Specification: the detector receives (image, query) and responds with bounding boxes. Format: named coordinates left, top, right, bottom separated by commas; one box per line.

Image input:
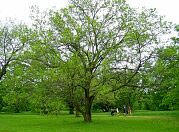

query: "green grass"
left=0, top=111, right=178, bottom=132
left=132, top=110, right=179, bottom=116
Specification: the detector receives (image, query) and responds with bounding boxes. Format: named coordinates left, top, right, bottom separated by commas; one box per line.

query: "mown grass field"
left=0, top=111, right=178, bottom=132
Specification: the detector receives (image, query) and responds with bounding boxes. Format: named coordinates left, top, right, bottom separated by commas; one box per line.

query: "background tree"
left=0, top=24, right=28, bottom=80
left=136, top=25, right=179, bottom=110
left=0, top=23, right=30, bottom=112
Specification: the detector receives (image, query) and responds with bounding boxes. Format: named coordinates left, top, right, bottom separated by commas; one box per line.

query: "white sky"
left=0, top=0, right=179, bottom=24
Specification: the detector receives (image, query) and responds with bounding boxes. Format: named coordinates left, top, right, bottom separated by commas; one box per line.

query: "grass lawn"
left=0, top=111, right=178, bottom=132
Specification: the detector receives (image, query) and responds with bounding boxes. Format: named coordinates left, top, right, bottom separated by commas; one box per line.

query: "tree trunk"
left=83, top=98, right=92, bottom=122
left=82, top=88, right=94, bottom=122
left=75, top=109, right=80, bottom=117
left=128, top=105, right=132, bottom=115
left=0, top=65, right=7, bottom=80
left=83, top=110, right=91, bottom=122
left=69, top=102, right=74, bottom=114
left=69, top=107, right=74, bottom=114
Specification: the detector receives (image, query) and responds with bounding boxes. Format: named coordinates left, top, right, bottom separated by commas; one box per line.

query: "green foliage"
left=140, top=45, right=179, bottom=111
left=30, top=93, right=65, bottom=115
left=93, top=92, right=115, bottom=112
left=0, top=1, right=177, bottom=122
left=2, top=92, right=29, bottom=113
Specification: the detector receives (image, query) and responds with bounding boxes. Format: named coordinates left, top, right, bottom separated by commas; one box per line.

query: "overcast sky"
left=0, top=0, right=179, bottom=24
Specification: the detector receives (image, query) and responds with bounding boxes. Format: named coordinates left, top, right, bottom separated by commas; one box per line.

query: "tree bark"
left=69, top=106, right=74, bottom=114
left=68, top=102, right=74, bottom=114
left=0, top=65, right=7, bottom=80
left=75, top=109, right=80, bottom=117
left=82, top=88, right=94, bottom=122
left=83, top=98, right=92, bottom=122
left=128, top=106, right=132, bottom=115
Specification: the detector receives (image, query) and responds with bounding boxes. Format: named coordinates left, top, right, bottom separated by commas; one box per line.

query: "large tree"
left=50, top=0, right=170, bottom=122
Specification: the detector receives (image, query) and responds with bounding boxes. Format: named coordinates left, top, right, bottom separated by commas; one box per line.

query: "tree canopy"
left=0, top=0, right=177, bottom=123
